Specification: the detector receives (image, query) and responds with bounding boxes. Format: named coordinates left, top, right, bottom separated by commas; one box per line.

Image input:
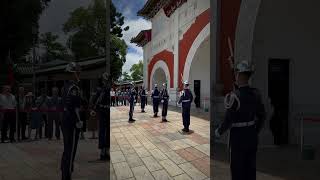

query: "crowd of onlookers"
left=0, top=85, right=101, bottom=143
left=109, top=87, right=148, bottom=106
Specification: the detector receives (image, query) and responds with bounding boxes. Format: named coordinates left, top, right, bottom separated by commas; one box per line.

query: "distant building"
left=132, top=0, right=210, bottom=109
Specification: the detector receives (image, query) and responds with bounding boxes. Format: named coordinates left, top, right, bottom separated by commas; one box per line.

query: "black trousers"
left=182, top=107, right=190, bottom=129
left=129, top=102, right=134, bottom=119
left=162, top=102, right=168, bottom=117
left=153, top=100, right=159, bottom=113
left=230, top=148, right=256, bottom=180
left=140, top=97, right=146, bottom=110
left=39, top=113, right=48, bottom=139
left=1, top=112, right=16, bottom=142
left=48, top=112, right=61, bottom=139
left=18, top=112, right=27, bottom=140
left=61, top=113, right=80, bottom=180
left=98, top=109, right=109, bottom=149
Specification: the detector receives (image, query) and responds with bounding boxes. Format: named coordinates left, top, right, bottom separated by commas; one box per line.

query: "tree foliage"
left=130, top=60, right=143, bottom=81
left=122, top=71, right=132, bottom=82
left=0, top=0, right=50, bottom=63
left=63, top=0, right=129, bottom=81
left=39, top=32, right=70, bottom=62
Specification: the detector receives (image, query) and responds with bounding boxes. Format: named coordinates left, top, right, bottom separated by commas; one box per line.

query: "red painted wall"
left=148, top=50, right=174, bottom=90
left=220, top=0, right=242, bottom=94
left=178, top=8, right=211, bottom=90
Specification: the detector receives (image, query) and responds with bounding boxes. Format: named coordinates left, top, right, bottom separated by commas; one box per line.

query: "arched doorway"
left=151, top=68, right=167, bottom=90
left=149, top=60, right=171, bottom=91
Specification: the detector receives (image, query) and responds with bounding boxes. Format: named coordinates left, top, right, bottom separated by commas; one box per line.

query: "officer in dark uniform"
left=160, top=83, right=169, bottom=122
left=128, top=83, right=136, bottom=122
left=215, top=61, right=266, bottom=180
left=139, top=85, right=147, bottom=113
left=151, top=84, right=160, bottom=117
left=90, top=72, right=110, bottom=161
left=61, top=62, right=83, bottom=180
left=178, top=81, right=193, bottom=132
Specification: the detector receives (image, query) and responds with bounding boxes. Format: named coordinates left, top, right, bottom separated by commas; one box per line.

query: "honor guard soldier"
left=139, top=86, right=147, bottom=113
left=215, top=61, right=266, bottom=180
left=151, top=84, right=160, bottom=117
left=90, top=72, right=110, bottom=161
left=160, top=83, right=169, bottom=122
left=61, top=62, right=83, bottom=180
left=128, top=83, right=136, bottom=122
left=178, top=81, right=193, bottom=132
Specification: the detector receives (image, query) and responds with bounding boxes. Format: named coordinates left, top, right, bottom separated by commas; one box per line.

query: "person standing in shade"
left=48, top=87, right=62, bottom=140
left=128, top=83, right=136, bottom=122
left=160, top=83, right=169, bottom=122
left=0, top=85, right=16, bottom=143
left=36, top=88, right=49, bottom=139
left=17, top=87, right=27, bottom=141
left=60, top=62, right=83, bottom=180
left=215, top=61, right=266, bottom=180
left=139, top=86, right=147, bottom=113
left=178, top=81, right=193, bottom=133
left=151, top=84, right=160, bottom=117
left=110, top=88, right=115, bottom=106
left=91, top=72, right=110, bottom=161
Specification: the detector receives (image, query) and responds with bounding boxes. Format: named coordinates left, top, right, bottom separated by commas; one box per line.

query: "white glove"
left=215, top=129, right=221, bottom=138
left=161, top=100, right=164, bottom=103
left=76, top=121, right=83, bottom=129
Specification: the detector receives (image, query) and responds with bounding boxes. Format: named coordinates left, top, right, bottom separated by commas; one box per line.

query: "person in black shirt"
left=139, top=86, right=147, bottom=113
left=128, top=83, right=136, bottom=122
left=160, top=83, right=169, bottom=122
left=178, top=81, right=193, bottom=132
left=151, top=84, right=160, bottom=117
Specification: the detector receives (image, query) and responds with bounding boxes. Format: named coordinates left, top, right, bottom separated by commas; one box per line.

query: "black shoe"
left=128, top=119, right=136, bottom=122
left=162, top=119, right=168, bottom=122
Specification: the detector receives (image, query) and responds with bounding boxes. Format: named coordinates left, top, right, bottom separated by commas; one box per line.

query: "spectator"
left=25, top=92, right=41, bottom=140
left=110, top=88, right=115, bottom=106
left=88, top=90, right=99, bottom=139
left=17, top=87, right=28, bottom=141
left=47, top=87, right=62, bottom=140
left=36, top=88, right=49, bottom=139
left=0, top=85, right=17, bottom=143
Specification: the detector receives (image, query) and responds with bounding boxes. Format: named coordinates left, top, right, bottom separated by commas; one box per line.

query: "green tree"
left=39, top=32, right=70, bottom=62
left=122, top=71, right=132, bottom=81
left=63, top=0, right=128, bottom=81
left=0, top=0, right=50, bottom=63
left=130, top=60, right=143, bottom=81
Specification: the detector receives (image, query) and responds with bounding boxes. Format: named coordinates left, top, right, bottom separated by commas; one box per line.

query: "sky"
left=113, top=0, right=151, bottom=73
left=38, top=0, right=151, bottom=73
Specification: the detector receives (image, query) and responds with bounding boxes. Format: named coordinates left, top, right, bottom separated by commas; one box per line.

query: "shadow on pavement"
left=213, top=142, right=320, bottom=180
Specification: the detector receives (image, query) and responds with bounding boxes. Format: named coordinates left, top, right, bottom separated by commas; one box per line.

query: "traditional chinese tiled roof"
left=138, top=0, right=187, bottom=19
left=131, top=29, right=152, bottom=47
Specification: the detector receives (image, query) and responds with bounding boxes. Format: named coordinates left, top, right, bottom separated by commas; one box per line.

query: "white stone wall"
left=251, top=0, right=320, bottom=144
left=143, top=0, right=210, bottom=107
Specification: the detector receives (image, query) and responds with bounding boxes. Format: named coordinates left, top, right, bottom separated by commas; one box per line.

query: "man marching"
left=160, top=83, right=169, bottom=122
left=139, top=86, right=147, bottom=113
left=178, top=81, right=193, bottom=133
left=151, top=84, right=160, bottom=117
left=128, top=83, right=136, bottom=122
left=61, top=62, right=83, bottom=180
left=215, top=61, right=266, bottom=180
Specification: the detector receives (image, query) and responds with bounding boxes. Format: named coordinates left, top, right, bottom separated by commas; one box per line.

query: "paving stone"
left=175, top=149, right=198, bottom=161
left=113, top=162, right=134, bottom=180
left=173, top=174, right=192, bottom=180
left=110, top=151, right=126, bottom=163
left=134, top=146, right=151, bottom=158
left=149, top=149, right=168, bottom=161
left=191, top=156, right=210, bottom=177
left=194, top=144, right=210, bottom=156
left=141, top=156, right=163, bottom=172
left=151, top=170, right=173, bottom=180
left=131, top=165, right=155, bottom=180
left=164, top=151, right=187, bottom=164
left=155, top=142, right=172, bottom=153
left=159, top=159, right=184, bottom=177
left=125, top=153, right=144, bottom=168
left=178, top=162, right=207, bottom=180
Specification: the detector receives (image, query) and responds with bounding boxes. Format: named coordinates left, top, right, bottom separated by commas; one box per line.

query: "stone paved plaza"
left=110, top=105, right=211, bottom=180
left=0, top=136, right=107, bottom=180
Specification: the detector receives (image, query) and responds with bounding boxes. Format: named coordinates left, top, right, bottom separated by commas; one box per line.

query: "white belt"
left=182, top=100, right=190, bottom=102
left=153, top=96, right=159, bottom=98
left=99, top=105, right=108, bottom=108
left=232, top=121, right=255, bottom=127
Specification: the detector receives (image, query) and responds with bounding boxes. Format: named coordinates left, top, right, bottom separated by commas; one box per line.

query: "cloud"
left=121, top=17, right=151, bottom=72
left=123, top=52, right=143, bottom=73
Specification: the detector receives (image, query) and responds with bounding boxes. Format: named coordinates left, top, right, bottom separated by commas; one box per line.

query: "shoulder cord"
left=224, top=92, right=241, bottom=110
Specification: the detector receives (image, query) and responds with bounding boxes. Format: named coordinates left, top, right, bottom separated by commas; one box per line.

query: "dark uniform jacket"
left=63, top=81, right=81, bottom=125
left=151, top=89, right=160, bottom=102
left=217, top=86, right=266, bottom=150
left=160, top=89, right=169, bottom=103
left=178, top=89, right=193, bottom=108
left=129, top=89, right=136, bottom=104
